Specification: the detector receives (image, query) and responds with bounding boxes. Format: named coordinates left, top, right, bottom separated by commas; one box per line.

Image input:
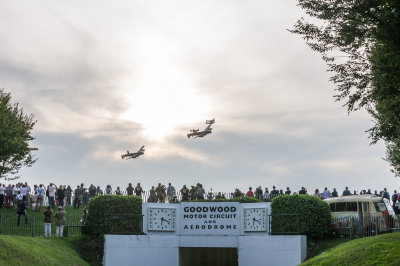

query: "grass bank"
left=303, top=232, right=400, bottom=265
left=0, top=235, right=89, bottom=266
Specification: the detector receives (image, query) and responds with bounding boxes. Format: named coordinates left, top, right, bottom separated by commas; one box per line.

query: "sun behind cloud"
left=119, top=30, right=211, bottom=141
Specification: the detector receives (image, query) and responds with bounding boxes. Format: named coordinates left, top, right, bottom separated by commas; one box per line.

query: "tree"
left=290, top=0, right=400, bottom=175
left=0, top=89, right=37, bottom=180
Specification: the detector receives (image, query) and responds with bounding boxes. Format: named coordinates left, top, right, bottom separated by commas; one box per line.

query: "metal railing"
left=0, top=213, right=84, bottom=237
left=331, top=214, right=400, bottom=238
left=268, top=214, right=300, bottom=235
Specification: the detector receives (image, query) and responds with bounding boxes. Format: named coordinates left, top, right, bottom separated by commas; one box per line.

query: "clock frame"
left=243, top=208, right=267, bottom=232
left=147, top=208, right=176, bottom=231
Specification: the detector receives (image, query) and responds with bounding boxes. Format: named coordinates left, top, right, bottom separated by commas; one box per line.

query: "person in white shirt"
left=48, top=183, right=57, bottom=208
left=13, top=184, right=20, bottom=208
left=36, top=184, right=46, bottom=211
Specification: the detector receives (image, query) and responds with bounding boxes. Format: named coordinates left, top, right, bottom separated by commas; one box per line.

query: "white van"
left=325, top=194, right=397, bottom=236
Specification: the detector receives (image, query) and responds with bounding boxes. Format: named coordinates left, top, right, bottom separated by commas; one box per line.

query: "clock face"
left=243, top=208, right=267, bottom=232
left=147, top=208, right=176, bottom=231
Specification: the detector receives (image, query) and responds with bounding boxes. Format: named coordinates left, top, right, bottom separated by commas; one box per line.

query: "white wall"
left=104, top=234, right=307, bottom=266
left=238, top=235, right=307, bottom=266
left=104, top=235, right=179, bottom=266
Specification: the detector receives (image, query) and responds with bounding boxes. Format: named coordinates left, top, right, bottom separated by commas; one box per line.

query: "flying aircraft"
left=121, top=145, right=145, bottom=159
left=187, top=119, right=215, bottom=138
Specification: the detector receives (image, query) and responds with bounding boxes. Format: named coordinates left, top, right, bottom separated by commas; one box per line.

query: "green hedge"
left=190, top=196, right=261, bottom=203
left=271, top=194, right=331, bottom=239
left=86, top=195, right=142, bottom=235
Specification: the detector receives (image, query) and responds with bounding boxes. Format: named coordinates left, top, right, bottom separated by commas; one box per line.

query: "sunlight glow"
left=120, top=31, right=210, bottom=141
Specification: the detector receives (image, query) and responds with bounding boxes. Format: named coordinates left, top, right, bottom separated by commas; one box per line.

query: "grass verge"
left=0, top=235, right=89, bottom=266
left=302, top=232, right=400, bottom=265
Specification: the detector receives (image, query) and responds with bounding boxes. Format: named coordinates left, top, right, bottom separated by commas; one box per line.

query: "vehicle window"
left=330, top=203, right=335, bottom=212
left=374, top=202, right=387, bottom=212
left=346, top=202, right=357, bottom=211
left=335, top=202, right=346, bottom=212
left=384, top=201, right=393, bottom=212
left=362, top=202, right=369, bottom=212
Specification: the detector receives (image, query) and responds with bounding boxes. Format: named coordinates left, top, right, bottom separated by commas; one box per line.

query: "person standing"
left=135, top=183, right=143, bottom=197
left=73, top=186, right=82, bottom=209
left=89, top=184, right=97, bottom=200
left=96, top=186, right=103, bottom=195
left=156, top=183, right=166, bottom=203
left=48, top=183, right=57, bottom=208
left=197, top=184, right=205, bottom=200
left=105, top=185, right=112, bottom=195
left=263, top=188, right=270, bottom=202
left=148, top=186, right=157, bottom=203
left=57, top=186, right=65, bottom=207
left=322, top=187, right=331, bottom=199
left=285, top=187, right=291, bottom=195
left=246, top=187, right=254, bottom=197
left=66, top=185, right=73, bottom=206
left=25, top=182, right=31, bottom=208
left=255, top=186, right=263, bottom=201
left=342, top=187, right=351, bottom=196
left=16, top=200, right=28, bottom=226
left=167, top=183, right=176, bottom=202
left=5, top=185, right=13, bottom=208
left=36, top=184, right=46, bottom=211
left=382, top=188, right=390, bottom=201
left=55, top=207, right=66, bottom=237
left=270, top=186, right=279, bottom=200
left=126, top=183, right=134, bottom=196
left=180, top=185, right=189, bottom=202
left=115, top=186, right=122, bottom=195
left=43, top=206, right=53, bottom=237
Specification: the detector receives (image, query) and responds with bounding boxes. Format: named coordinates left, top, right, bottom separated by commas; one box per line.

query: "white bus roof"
left=324, top=194, right=385, bottom=203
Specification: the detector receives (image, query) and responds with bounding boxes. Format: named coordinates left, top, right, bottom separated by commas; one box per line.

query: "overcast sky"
left=1, top=0, right=398, bottom=193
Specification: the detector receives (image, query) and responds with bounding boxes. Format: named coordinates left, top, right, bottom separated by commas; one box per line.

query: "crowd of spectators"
left=0, top=182, right=399, bottom=214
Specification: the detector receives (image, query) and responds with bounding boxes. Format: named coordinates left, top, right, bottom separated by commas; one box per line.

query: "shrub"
left=190, top=196, right=262, bottom=203
left=86, top=195, right=142, bottom=235
left=271, top=194, right=331, bottom=238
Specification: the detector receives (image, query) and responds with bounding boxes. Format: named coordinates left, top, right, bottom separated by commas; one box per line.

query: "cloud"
left=2, top=0, right=398, bottom=194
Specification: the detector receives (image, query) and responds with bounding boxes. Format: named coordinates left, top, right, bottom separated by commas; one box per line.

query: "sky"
left=1, top=0, right=399, bottom=193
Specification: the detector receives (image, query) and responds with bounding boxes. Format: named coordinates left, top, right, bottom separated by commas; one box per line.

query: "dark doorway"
left=179, top=247, right=238, bottom=266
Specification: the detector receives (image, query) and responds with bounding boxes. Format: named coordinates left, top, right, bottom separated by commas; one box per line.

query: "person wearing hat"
left=55, top=206, right=66, bottom=237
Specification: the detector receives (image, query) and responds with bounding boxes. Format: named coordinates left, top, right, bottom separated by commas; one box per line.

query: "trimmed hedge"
left=271, top=194, right=331, bottom=239
left=190, top=196, right=262, bottom=203
left=86, top=195, right=142, bottom=235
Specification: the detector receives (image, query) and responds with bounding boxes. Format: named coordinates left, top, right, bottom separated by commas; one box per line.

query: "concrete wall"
left=104, top=235, right=179, bottom=266
left=104, top=234, right=306, bottom=266
left=238, top=235, right=307, bottom=266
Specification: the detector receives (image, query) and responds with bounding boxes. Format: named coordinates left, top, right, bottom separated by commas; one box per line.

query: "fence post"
left=32, top=215, right=34, bottom=237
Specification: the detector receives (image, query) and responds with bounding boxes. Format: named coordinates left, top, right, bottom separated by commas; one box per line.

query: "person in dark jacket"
left=43, top=206, right=53, bottom=237
left=57, top=186, right=65, bottom=207
left=17, top=200, right=28, bottom=226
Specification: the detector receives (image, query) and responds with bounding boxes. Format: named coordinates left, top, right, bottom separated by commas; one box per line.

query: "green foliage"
left=290, top=1, right=400, bottom=176
left=190, top=196, right=261, bottom=203
left=86, top=195, right=142, bottom=236
left=0, top=89, right=37, bottom=180
left=271, top=195, right=331, bottom=239
left=65, top=235, right=104, bottom=266
left=302, top=232, right=400, bottom=265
